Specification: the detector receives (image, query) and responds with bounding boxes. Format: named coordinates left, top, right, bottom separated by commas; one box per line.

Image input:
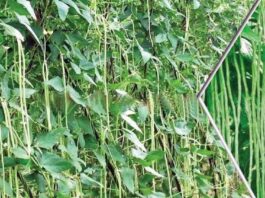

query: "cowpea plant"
left=206, top=1, right=265, bottom=197
left=0, top=0, right=253, bottom=197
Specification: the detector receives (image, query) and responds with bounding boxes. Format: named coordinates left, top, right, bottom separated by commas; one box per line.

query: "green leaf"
left=17, top=0, right=37, bottom=20
left=174, top=121, right=192, bottom=136
left=45, top=76, right=64, bottom=92
left=40, top=152, right=73, bottom=173
left=1, top=74, right=10, bottom=100
left=120, top=167, right=135, bottom=193
left=12, top=147, right=30, bottom=159
left=195, top=149, right=215, bottom=157
left=176, top=53, right=193, bottom=62
left=167, top=33, right=177, bottom=50
left=162, top=0, right=172, bottom=10
left=67, top=85, right=86, bottom=107
left=193, top=0, right=200, bottom=9
left=138, top=45, right=152, bottom=64
left=93, top=151, right=106, bottom=168
left=0, top=22, right=24, bottom=41
left=121, top=110, right=142, bottom=133
left=80, top=173, right=103, bottom=187
left=131, top=148, right=147, bottom=160
left=144, top=167, right=164, bottom=178
left=155, top=33, right=167, bottom=43
left=0, top=157, right=17, bottom=168
left=241, top=26, right=260, bottom=42
left=62, top=0, right=80, bottom=14
left=87, top=91, right=105, bottom=114
left=137, top=103, right=149, bottom=123
left=147, top=192, right=166, bottom=198
left=145, top=150, right=164, bottom=162
left=70, top=62, right=81, bottom=74
left=15, top=13, right=41, bottom=46
left=81, top=9, right=93, bottom=24
left=125, top=130, right=146, bottom=151
left=36, top=128, right=67, bottom=149
left=0, top=64, right=5, bottom=73
left=0, top=126, right=9, bottom=141
left=54, top=0, right=69, bottom=21
left=107, top=144, right=126, bottom=164
left=0, top=178, right=13, bottom=196
left=13, top=88, right=37, bottom=98
left=83, top=73, right=96, bottom=85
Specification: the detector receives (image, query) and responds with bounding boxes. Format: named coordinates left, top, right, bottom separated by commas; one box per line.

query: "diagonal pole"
left=197, top=1, right=261, bottom=197
left=197, top=0, right=261, bottom=98
left=198, top=97, right=256, bottom=198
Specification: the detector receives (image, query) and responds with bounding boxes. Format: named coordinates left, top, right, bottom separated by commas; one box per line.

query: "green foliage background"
left=0, top=0, right=254, bottom=197
left=206, top=1, right=265, bottom=197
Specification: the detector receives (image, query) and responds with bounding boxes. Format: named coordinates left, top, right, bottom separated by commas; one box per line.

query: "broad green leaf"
left=0, top=157, right=17, bottom=168
left=1, top=74, right=11, bottom=100
left=12, top=147, right=30, bottom=159
left=0, top=178, right=13, bottom=196
left=0, top=23, right=24, bottom=41
left=80, top=173, right=103, bottom=187
left=121, top=110, right=142, bottom=133
left=67, top=85, right=86, bottom=107
left=147, top=192, right=166, bottom=198
left=40, top=152, right=73, bottom=173
left=13, top=88, right=37, bottom=98
left=145, top=150, right=164, bottom=162
left=137, top=103, right=149, bottom=123
left=0, top=126, right=9, bottom=141
left=66, top=138, right=78, bottom=159
left=167, top=33, right=177, bottom=50
left=74, top=116, right=93, bottom=134
left=115, top=89, right=127, bottom=97
left=0, top=64, right=6, bottom=73
left=56, top=177, right=75, bottom=195
left=17, top=0, right=37, bottom=20
left=36, top=128, right=67, bottom=149
left=195, top=176, right=211, bottom=194
left=83, top=73, right=96, bottom=85
left=155, top=33, right=167, bottom=43
left=70, top=62, right=81, bottom=74
left=120, top=167, right=135, bottom=193
left=174, top=80, right=189, bottom=94
left=240, top=38, right=252, bottom=56
left=193, top=0, right=200, bottom=9
left=125, top=130, right=146, bottom=151
left=81, top=9, right=93, bottom=24
left=62, top=0, right=80, bottom=14
left=144, top=167, right=164, bottom=178
left=242, top=26, right=260, bottom=42
left=174, top=121, right=191, bottom=136
left=54, top=0, right=69, bottom=21
left=15, top=13, right=41, bottom=46
left=84, top=135, right=98, bottom=150
left=131, top=148, right=147, bottom=160
left=195, top=149, right=215, bottom=157
left=36, top=174, right=46, bottom=193
left=87, top=91, right=105, bottom=114
left=176, top=53, right=193, bottom=62
left=93, top=151, right=106, bottom=168
left=162, top=0, right=172, bottom=10
left=138, top=45, right=152, bottom=64
left=107, top=144, right=126, bottom=164
left=45, top=76, right=64, bottom=92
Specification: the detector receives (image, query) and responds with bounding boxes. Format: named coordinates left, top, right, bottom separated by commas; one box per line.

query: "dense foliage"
left=0, top=0, right=254, bottom=197
left=206, top=2, right=265, bottom=197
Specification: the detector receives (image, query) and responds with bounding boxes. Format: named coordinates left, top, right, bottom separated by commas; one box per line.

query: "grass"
left=0, top=0, right=254, bottom=197
left=206, top=2, right=265, bottom=196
